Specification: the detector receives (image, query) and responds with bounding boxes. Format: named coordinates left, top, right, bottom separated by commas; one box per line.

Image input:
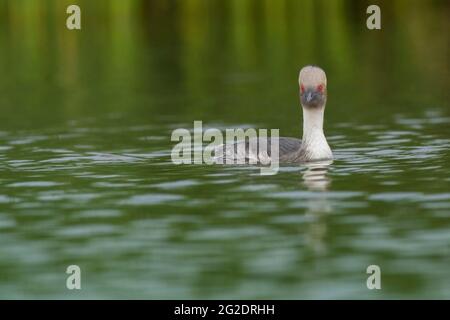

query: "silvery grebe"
left=215, top=66, right=332, bottom=163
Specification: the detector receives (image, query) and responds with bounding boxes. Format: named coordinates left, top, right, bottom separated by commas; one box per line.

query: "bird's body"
left=214, top=137, right=302, bottom=164
left=214, top=65, right=333, bottom=164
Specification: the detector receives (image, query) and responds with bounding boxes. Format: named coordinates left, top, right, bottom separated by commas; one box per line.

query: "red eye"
left=317, top=84, right=324, bottom=92
left=300, top=84, right=305, bottom=93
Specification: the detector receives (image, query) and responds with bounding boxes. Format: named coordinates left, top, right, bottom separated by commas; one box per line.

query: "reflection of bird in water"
left=214, top=66, right=332, bottom=164
left=302, top=160, right=332, bottom=255
left=302, top=160, right=332, bottom=191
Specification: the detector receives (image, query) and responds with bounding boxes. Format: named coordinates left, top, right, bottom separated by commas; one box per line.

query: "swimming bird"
left=214, top=65, right=332, bottom=164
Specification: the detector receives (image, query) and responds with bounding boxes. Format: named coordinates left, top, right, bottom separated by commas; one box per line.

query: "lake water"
left=0, top=0, right=449, bottom=299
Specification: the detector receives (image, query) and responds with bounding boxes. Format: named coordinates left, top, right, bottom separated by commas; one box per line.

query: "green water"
left=0, top=0, right=449, bottom=299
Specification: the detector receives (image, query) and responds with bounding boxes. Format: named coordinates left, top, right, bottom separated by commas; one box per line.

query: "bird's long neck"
left=302, top=107, right=325, bottom=140
left=300, top=106, right=332, bottom=160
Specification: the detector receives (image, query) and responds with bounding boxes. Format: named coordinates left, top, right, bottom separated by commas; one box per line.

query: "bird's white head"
left=298, top=66, right=327, bottom=109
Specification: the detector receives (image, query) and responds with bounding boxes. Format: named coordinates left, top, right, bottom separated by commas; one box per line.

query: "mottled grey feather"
left=213, top=137, right=303, bottom=164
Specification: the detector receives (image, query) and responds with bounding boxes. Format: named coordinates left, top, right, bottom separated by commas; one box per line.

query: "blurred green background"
left=0, top=0, right=448, bottom=129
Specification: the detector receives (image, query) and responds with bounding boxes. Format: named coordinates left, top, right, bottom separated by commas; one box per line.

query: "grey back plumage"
left=213, top=137, right=302, bottom=164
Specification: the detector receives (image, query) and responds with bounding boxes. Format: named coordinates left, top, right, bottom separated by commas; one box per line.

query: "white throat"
left=301, top=106, right=332, bottom=160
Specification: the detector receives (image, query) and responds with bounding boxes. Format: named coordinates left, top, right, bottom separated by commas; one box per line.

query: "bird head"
left=299, top=66, right=327, bottom=109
